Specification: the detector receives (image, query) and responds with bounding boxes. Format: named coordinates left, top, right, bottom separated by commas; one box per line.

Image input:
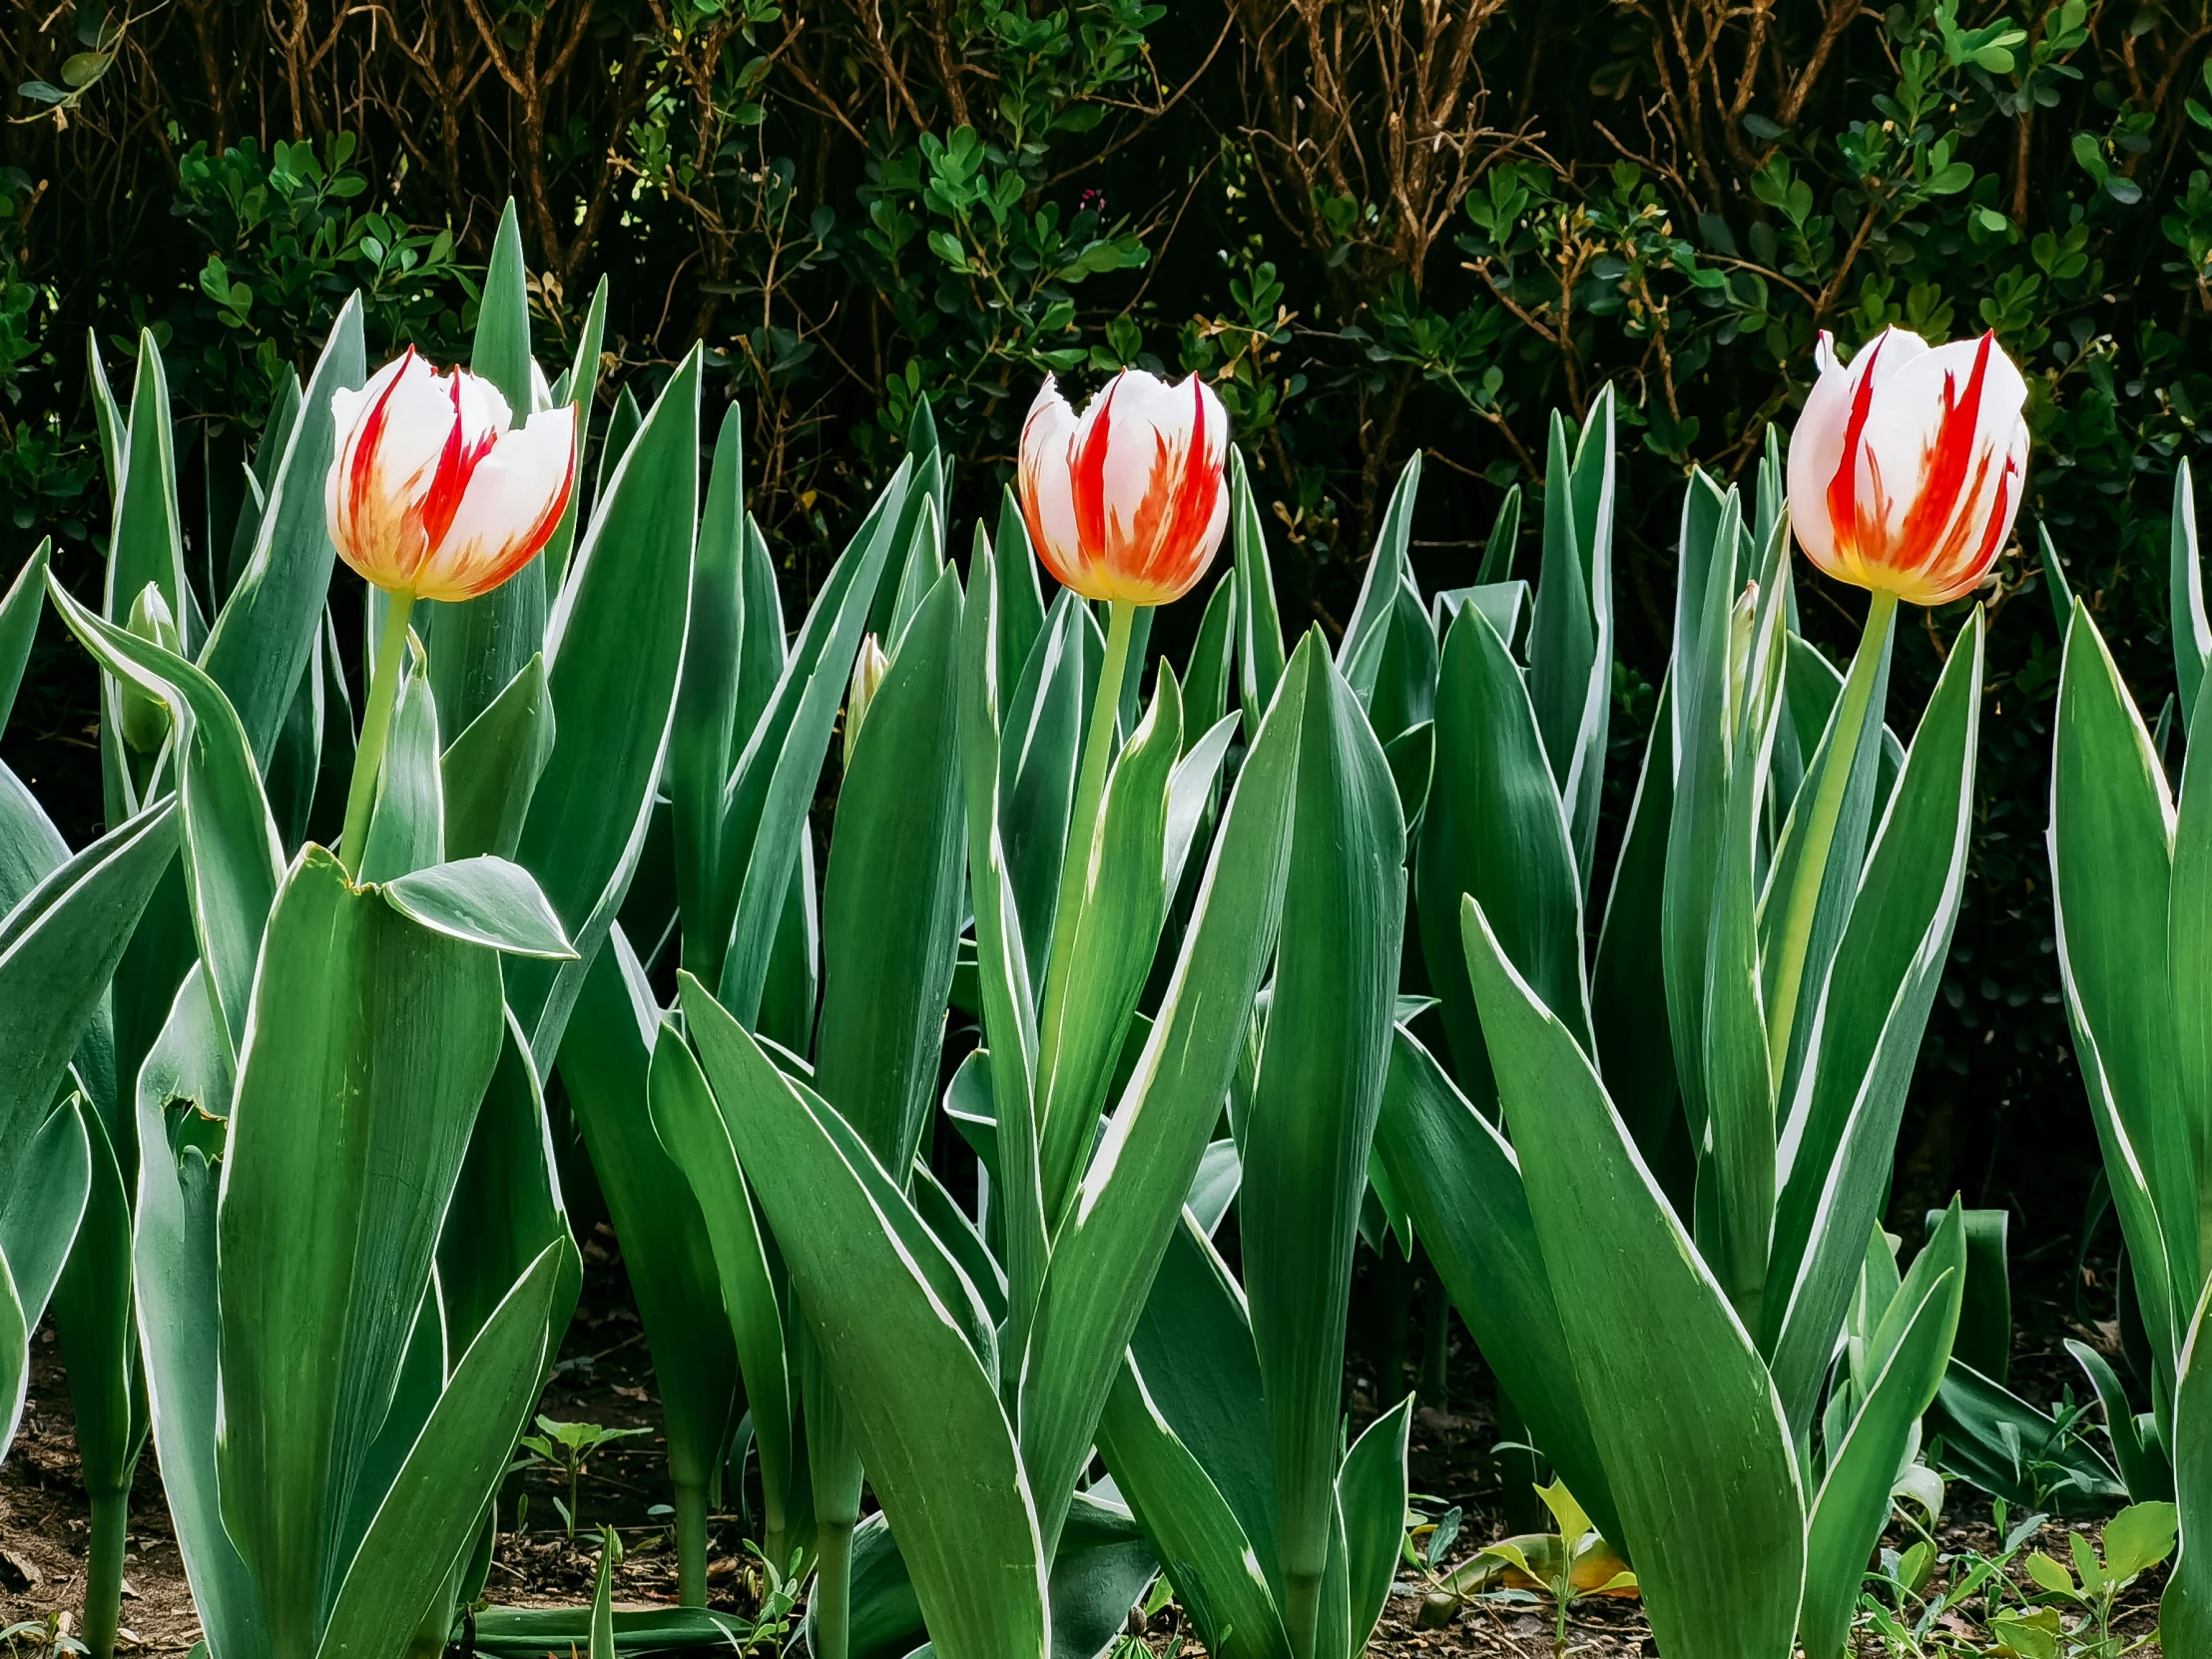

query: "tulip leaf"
left=1527, top=390, right=1616, bottom=888
left=1418, top=600, right=1590, bottom=1099
left=2163, top=1285, right=2212, bottom=1649
left=1000, top=590, right=1086, bottom=980
left=2051, top=600, right=2195, bottom=1347
left=1799, top=1212, right=1963, bottom=1659
left=0, top=539, right=49, bottom=742
left=382, top=854, right=577, bottom=959
left=0, top=1250, right=24, bottom=1468
left=1337, top=450, right=1420, bottom=703
left=48, top=580, right=283, bottom=1061
left=560, top=931, right=741, bottom=1543
left=316, top=1241, right=565, bottom=1659
left=1370, top=1024, right=1623, bottom=1549
left=132, top=965, right=260, bottom=1659
left=715, top=462, right=907, bottom=1019
left=1461, top=895, right=1806, bottom=1659
left=815, top=563, right=967, bottom=1176
left=201, top=296, right=366, bottom=767
left=544, top=277, right=609, bottom=593
left=1242, top=641, right=1404, bottom=1654
left=214, top=845, right=506, bottom=1657
left=2173, top=460, right=2209, bottom=726
left=674, top=405, right=748, bottom=984
left=1767, top=614, right=1982, bottom=1434
left=1019, top=634, right=1311, bottom=1560
left=48, top=1099, right=142, bottom=1504
left=442, top=653, right=555, bottom=861
left=511, top=346, right=701, bottom=1064
left=646, top=1025, right=798, bottom=1555
left=1231, top=447, right=1286, bottom=737
left=1341, top=1394, right=1414, bottom=1652
left=681, top=974, right=1050, bottom=1659
left=0, top=798, right=180, bottom=1213
left=104, top=330, right=191, bottom=645
left=1182, top=569, right=1238, bottom=753
left=992, top=483, right=1048, bottom=701
left=0, top=1096, right=91, bottom=1341
left=359, top=664, right=445, bottom=884
left=222, top=370, right=303, bottom=600
left=1096, top=1357, right=1293, bottom=1659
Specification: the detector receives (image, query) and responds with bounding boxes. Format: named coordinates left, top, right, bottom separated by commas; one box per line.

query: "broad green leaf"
left=1767, top=617, right=1982, bottom=1431
left=442, top=654, right=554, bottom=861
left=1800, top=1214, right=1963, bottom=1659
left=2067, top=1338, right=2172, bottom=1501
left=87, top=329, right=123, bottom=497
left=1096, top=1358, right=1293, bottom=1659
left=222, top=371, right=303, bottom=599
left=590, top=1529, right=617, bottom=1659
left=957, top=546, right=1049, bottom=1352
left=1243, top=645, right=1404, bottom=1655
left=510, top=347, right=702, bottom=1062
left=1462, top=896, right=1806, bottom=1659
left=0, top=1250, right=24, bottom=1466
left=359, top=662, right=444, bottom=883
left=674, top=405, right=748, bottom=984
left=0, top=799, right=180, bottom=1205
left=1371, top=1024, right=1622, bottom=1545
left=214, top=846, right=505, bottom=1655
left=1183, top=569, right=1238, bottom=754
left=1477, top=485, right=1521, bottom=584
left=1037, top=671, right=1184, bottom=1225
left=992, top=485, right=1048, bottom=703
left=2052, top=603, right=2196, bottom=1325
left=0, top=1097, right=91, bottom=1339
left=1418, top=602, right=1589, bottom=1098
left=2174, top=460, right=2208, bottom=724
left=316, top=1242, right=566, bottom=1659
left=0, top=539, right=48, bottom=741
left=104, top=330, right=190, bottom=642
left=681, top=977, right=1050, bottom=1659
left=1951, top=1207, right=2013, bottom=1384
left=1231, top=447, right=1286, bottom=737
left=131, top=965, right=259, bottom=1659
left=49, top=1101, right=143, bottom=1498
left=470, top=198, right=534, bottom=410
left=1340, top=1395, right=1413, bottom=1651
left=1592, top=672, right=1682, bottom=1181
left=715, top=463, right=908, bottom=1020
left=544, top=277, right=609, bottom=592
left=201, top=297, right=367, bottom=767
left=48, top=581, right=283, bottom=1060
left=1528, top=390, right=1615, bottom=881
left=815, top=564, right=966, bottom=1175
left=647, top=1027, right=798, bottom=1554
left=1337, top=451, right=1420, bottom=701
left=560, top=932, right=740, bottom=1544
left=1019, top=635, right=1311, bottom=1560
left=1000, top=591, right=1086, bottom=981
left=471, top=1607, right=754, bottom=1659
left=1926, top=1360, right=2126, bottom=1513
left=0, top=758, right=68, bottom=904
left=382, top=854, right=576, bottom=959
left=440, top=1009, right=581, bottom=1355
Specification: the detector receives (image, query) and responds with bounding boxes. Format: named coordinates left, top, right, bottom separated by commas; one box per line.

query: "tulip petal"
left=414, top=405, right=576, bottom=602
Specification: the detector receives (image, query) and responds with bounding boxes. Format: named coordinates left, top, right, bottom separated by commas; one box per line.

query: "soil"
left=0, top=1221, right=2170, bottom=1657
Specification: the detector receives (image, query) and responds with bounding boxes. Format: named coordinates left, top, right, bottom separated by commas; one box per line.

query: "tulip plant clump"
left=0, top=196, right=2196, bottom=1659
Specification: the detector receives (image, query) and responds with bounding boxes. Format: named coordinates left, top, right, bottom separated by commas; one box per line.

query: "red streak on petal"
left=1892, top=331, right=1997, bottom=567
left=1070, top=377, right=1120, bottom=568
left=458, top=420, right=579, bottom=597
left=1825, top=332, right=1885, bottom=553
left=346, top=346, right=414, bottom=522
left=417, top=373, right=502, bottom=559
left=1149, top=380, right=1220, bottom=594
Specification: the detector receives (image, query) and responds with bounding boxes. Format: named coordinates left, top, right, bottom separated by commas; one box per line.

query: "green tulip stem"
left=82, top=1486, right=128, bottom=1659
left=338, top=589, right=417, bottom=879
left=814, top=1517, right=856, bottom=1659
left=1035, top=596, right=1139, bottom=1115
left=1765, top=585, right=1898, bottom=1082
left=674, top=1477, right=708, bottom=1605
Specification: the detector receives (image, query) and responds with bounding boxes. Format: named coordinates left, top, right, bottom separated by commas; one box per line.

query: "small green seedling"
left=1411, top=1481, right=1635, bottom=1652
left=514, top=1416, right=651, bottom=1543
left=2006, top=1501, right=2174, bottom=1658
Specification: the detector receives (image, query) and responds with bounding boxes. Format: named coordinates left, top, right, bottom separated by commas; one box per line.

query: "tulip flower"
left=1766, top=326, right=2029, bottom=1075
left=1016, top=367, right=1232, bottom=1035
left=1017, top=367, right=1230, bottom=608
left=326, top=347, right=577, bottom=603
left=1786, top=326, right=2027, bottom=609
left=326, top=348, right=577, bottom=878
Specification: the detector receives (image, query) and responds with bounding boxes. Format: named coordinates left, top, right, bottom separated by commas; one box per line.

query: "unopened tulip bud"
left=120, top=581, right=178, bottom=754
left=844, top=634, right=889, bottom=772
left=1017, top=368, right=1230, bottom=606
left=1786, top=327, right=2028, bottom=607
left=325, top=347, right=576, bottom=602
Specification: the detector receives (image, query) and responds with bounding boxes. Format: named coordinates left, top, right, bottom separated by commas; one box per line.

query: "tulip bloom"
left=1017, top=368, right=1230, bottom=606
left=1787, top=326, right=2028, bottom=608
left=326, top=348, right=576, bottom=603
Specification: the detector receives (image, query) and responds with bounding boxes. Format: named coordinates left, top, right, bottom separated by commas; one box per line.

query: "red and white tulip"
left=1018, top=368, right=1231, bottom=606
left=1786, top=326, right=2028, bottom=607
left=325, top=348, right=576, bottom=602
